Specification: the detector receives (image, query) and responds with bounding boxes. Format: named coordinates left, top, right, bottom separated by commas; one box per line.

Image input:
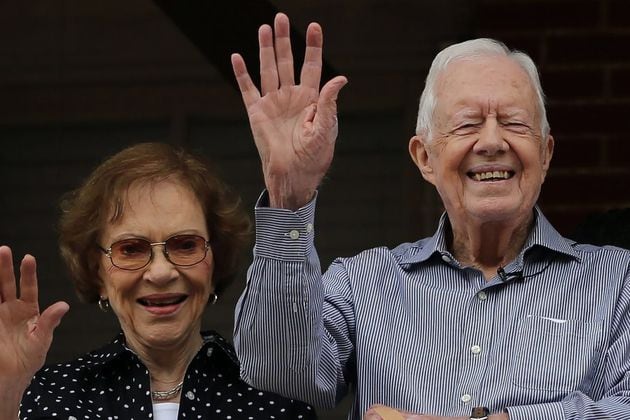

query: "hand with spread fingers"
left=0, top=246, right=69, bottom=419
left=231, top=12, right=347, bottom=210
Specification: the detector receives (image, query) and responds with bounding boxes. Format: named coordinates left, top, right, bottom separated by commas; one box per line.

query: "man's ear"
left=541, top=134, right=554, bottom=182
left=409, top=135, right=436, bottom=185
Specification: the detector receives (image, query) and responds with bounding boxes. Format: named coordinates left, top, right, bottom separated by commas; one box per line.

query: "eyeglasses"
left=98, top=235, right=210, bottom=271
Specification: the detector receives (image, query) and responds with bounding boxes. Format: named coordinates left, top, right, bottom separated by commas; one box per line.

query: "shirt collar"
left=523, top=206, right=580, bottom=261
left=399, top=206, right=580, bottom=266
left=83, top=330, right=237, bottom=367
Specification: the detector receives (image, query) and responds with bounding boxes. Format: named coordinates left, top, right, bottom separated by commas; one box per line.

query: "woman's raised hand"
left=0, top=246, right=68, bottom=394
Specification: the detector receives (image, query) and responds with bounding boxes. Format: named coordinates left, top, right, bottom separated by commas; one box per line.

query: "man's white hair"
left=415, top=38, right=550, bottom=141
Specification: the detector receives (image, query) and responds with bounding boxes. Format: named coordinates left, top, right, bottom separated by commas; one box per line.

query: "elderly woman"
left=0, top=143, right=316, bottom=420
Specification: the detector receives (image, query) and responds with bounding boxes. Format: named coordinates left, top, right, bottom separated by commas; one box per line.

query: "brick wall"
left=475, top=0, right=630, bottom=236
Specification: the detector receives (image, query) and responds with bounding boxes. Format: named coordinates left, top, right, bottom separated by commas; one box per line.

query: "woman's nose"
left=143, top=247, right=177, bottom=284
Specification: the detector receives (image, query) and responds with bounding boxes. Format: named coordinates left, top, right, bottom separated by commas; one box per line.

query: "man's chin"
left=456, top=199, right=529, bottom=224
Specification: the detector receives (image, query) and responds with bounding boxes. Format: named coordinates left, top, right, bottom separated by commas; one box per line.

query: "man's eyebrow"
left=498, top=109, right=533, bottom=121
left=449, top=108, right=482, bottom=120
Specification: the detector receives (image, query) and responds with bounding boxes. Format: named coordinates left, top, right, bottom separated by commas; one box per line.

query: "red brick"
left=608, top=136, right=630, bottom=165
left=476, top=0, right=600, bottom=32
left=610, top=68, right=630, bottom=98
left=547, top=102, right=630, bottom=135
left=539, top=206, right=605, bottom=237
left=550, top=136, right=603, bottom=167
left=540, top=172, right=630, bottom=205
left=547, top=33, right=630, bottom=64
left=542, top=68, right=604, bottom=100
left=609, top=0, right=630, bottom=27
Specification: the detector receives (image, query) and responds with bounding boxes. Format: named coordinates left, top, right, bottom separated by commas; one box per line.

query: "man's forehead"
left=438, top=55, right=531, bottom=87
left=435, top=56, right=538, bottom=112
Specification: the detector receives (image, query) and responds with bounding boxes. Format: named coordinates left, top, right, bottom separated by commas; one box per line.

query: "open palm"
left=0, top=246, right=68, bottom=392
left=231, top=13, right=347, bottom=210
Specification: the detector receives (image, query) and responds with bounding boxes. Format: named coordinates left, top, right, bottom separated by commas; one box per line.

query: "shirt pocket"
left=511, top=314, right=604, bottom=392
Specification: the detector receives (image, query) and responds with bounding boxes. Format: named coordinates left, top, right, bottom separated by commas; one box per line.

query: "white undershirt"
left=152, top=402, right=179, bottom=420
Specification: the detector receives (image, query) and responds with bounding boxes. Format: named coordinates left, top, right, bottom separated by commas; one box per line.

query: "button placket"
left=456, top=278, right=493, bottom=408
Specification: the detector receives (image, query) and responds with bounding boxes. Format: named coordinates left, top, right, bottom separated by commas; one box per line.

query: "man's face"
left=410, top=55, right=554, bottom=226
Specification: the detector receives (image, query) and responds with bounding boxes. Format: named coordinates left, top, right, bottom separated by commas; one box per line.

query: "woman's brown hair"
left=59, top=142, right=251, bottom=303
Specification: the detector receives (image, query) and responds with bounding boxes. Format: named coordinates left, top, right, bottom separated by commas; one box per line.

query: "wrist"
left=470, top=407, right=489, bottom=420
left=268, top=189, right=315, bottom=211
left=0, top=384, right=24, bottom=420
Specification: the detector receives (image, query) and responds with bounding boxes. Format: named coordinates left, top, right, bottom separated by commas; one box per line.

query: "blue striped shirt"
left=234, top=194, right=630, bottom=419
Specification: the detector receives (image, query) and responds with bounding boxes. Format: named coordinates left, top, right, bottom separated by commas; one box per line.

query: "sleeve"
left=506, top=262, right=630, bottom=420
left=233, top=191, right=356, bottom=409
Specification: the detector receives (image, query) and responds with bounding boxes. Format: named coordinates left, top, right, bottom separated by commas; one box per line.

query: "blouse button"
left=289, top=229, right=300, bottom=240
left=206, top=347, right=214, bottom=357
left=186, top=391, right=195, bottom=400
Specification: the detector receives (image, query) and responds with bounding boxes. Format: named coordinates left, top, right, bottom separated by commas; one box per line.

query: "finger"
left=313, top=75, right=348, bottom=134
left=35, top=301, right=69, bottom=340
left=19, top=254, right=38, bottom=304
left=363, top=410, right=384, bottom=420
left=300, top=22, right=323, bottom=90
left=274, top=13, right=295, bottom=87
left=231, top=53, right=262, bottom=109
left=259, top=24, right=279, bottom=95
left=0, top=246, right=17, bottom=302
left=370, top=405, right=406, bottom=420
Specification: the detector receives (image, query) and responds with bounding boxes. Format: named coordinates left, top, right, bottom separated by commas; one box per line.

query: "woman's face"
left=97, top=179, right=213, bottom=352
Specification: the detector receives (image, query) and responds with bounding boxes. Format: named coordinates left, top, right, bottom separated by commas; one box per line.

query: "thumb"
left=36, top=301, right=70, bottom=337
left=314, top=75, right=348, bottom=132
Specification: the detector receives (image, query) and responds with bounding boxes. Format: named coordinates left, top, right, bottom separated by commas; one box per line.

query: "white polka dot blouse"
left=19, top=331, right=316, bottom=419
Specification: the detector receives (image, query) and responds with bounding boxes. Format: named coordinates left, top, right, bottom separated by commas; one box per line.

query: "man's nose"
left=473, top=119, right=508, bottom=155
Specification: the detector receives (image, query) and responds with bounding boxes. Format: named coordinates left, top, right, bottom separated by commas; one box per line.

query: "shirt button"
left=206, top=347, right=214, bottom=357
left=461, top=394, right=472, bottom=403
left=441, top=254, right=452, bottom=263
left=289, top=229, right=300, bottom=240
left=470, top=345, right=482, bottom=355
left=186, top=391, right=195, bottom=400
left=306, top=223, right=313, bottom=233
left=477, top=291, right=487, bottom=301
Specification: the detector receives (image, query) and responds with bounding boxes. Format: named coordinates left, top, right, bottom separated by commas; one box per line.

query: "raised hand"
left=231, top=13, right=347, bottom=210
left=0, top=246, right=68, bottom=416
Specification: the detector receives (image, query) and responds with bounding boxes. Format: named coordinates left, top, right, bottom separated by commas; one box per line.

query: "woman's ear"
left=409, top=135, right=436, bottom=185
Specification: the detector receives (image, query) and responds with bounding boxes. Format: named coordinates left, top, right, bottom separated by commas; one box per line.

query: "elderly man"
left=231, top=13, right=630, bottom=420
